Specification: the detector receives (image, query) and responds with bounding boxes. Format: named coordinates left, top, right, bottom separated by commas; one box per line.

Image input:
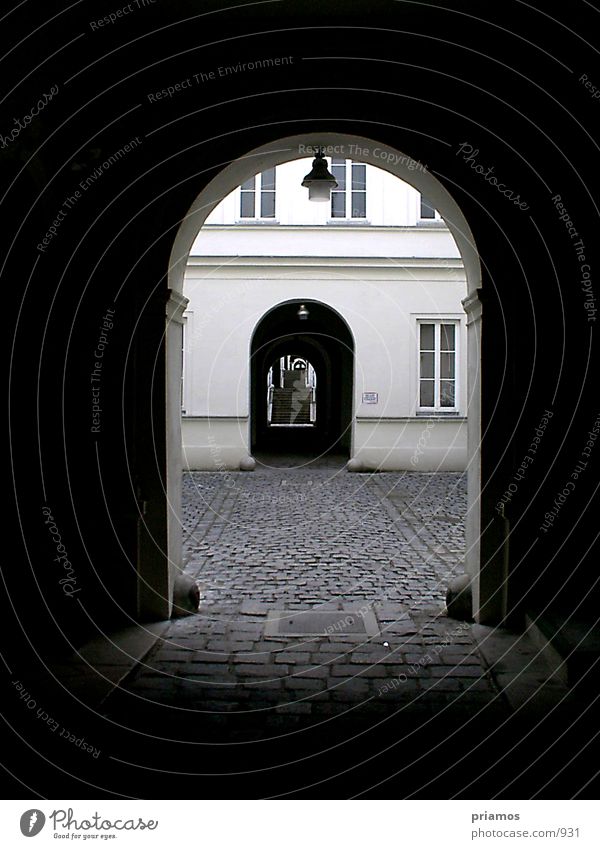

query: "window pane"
left=351, top=192, right=366, bottom=218
left=331, top=192, right=345, bottom=217
left=420, top=352, right=434, bottom=378
left=440, top=380, right=456, bottom=407
left=420, top=381, right=434, bottom=407
left=420, top=324, right=434, bottom=350
left=440, top=352, right=455, bottom=379
left=420, top=196, right=436, bottom=218
left=241, top=176, right=256, bottom=191
left=351, top=163, right=366, bottom=190
left=440, top=324, right=455, bottom=351
left=261, top=191, right=275, bottom=217
left=331, top=157, right=345, bottom=165
left=261, top=168, right=276, bottom=191
left=332, top=164, right=346, bottom=190
left=240, top=191, right=255, bottom=217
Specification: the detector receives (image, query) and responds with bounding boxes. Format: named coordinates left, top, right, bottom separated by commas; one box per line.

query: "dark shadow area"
left=4, top=648, right=598, bottom=799
left=100, top=680, right=599, bottom=799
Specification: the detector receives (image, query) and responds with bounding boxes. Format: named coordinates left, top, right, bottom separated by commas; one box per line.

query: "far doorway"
left=250, top=300, right=354, bottom=457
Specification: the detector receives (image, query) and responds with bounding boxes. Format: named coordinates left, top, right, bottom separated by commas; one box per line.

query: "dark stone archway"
left=4, top=0, right=600, bottom=799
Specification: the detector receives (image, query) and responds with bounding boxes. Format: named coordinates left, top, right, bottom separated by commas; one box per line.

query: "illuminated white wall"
left=182, top=160, right=467, bottom=471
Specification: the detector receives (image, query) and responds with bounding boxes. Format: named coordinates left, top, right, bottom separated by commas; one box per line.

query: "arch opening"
left=165, top=133, right=484, bottom=620
left=251, top=299, right=354, bottom=458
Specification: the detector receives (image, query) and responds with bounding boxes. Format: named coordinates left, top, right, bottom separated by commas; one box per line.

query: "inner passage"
left=267, top=355, right=316, bottom=427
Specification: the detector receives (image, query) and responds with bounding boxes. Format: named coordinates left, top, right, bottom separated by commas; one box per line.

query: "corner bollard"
left=446, top=573, right=473, bottom=621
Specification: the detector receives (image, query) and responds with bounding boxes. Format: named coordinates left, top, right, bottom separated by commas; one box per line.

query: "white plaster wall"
left=182, top=158, right=468, bottom=472
left=182, top=267, right=467, bottom=470
left=355, top=419, right=467, bottom=471
left=184, top=272, right=466, bottom=408
left=182, top=418, right=250, bottom=471
left=191, top=225, right=457, bottom=258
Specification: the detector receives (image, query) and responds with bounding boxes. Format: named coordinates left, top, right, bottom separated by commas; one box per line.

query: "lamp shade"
left=301, top=151, right=338, bottom=202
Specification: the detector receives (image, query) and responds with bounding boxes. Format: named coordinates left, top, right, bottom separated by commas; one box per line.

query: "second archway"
left=250, top=300, right=354, bottom=459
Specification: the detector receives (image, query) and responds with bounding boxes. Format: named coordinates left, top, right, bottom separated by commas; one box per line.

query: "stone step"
left=271, top=402, right=310, bottom=411
left=271, top=413, right=311, bottom=424
left=271, top=386, right=312, bottom=424
left=272, top=388, right=311, bottom=398
left=272, top=403, right=310, bottom=410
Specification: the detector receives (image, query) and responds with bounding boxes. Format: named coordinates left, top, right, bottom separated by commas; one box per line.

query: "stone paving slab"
left=265, top=608, right=380, bottom=637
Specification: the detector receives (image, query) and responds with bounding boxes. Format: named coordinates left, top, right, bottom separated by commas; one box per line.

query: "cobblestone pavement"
left=97, top=456, right=599, bottom=797
left=103, top=456, right=513, bottom=798
left=181, top=455, right=467, bottom=609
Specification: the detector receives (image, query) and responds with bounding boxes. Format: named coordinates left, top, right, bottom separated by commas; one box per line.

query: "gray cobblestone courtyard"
left=115, top=459, right=505, bottom=725
left=181, top=456, right=468, bottom=610
left=104, top=458, right=534, bottom=795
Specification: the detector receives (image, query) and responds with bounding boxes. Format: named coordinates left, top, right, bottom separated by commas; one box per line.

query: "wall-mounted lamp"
left=301, top=147, right=338, bottom=201
left=297, top=303, right=310, bottom=320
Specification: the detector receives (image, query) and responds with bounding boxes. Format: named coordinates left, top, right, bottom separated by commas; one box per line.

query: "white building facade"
left=182, top=157, right=468, bottom=471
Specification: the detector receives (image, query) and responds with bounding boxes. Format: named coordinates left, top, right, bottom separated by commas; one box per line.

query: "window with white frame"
left=419, top=194, right=442, bottom=221
left=330, top=159, right=367, bottom=219
left=240, top=167, right=276, bottom=218
left=418, top=321, right=458, bottom=410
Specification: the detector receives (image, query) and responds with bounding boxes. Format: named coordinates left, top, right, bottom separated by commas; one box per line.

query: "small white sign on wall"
left=362, top=392, right=379, bottom=404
